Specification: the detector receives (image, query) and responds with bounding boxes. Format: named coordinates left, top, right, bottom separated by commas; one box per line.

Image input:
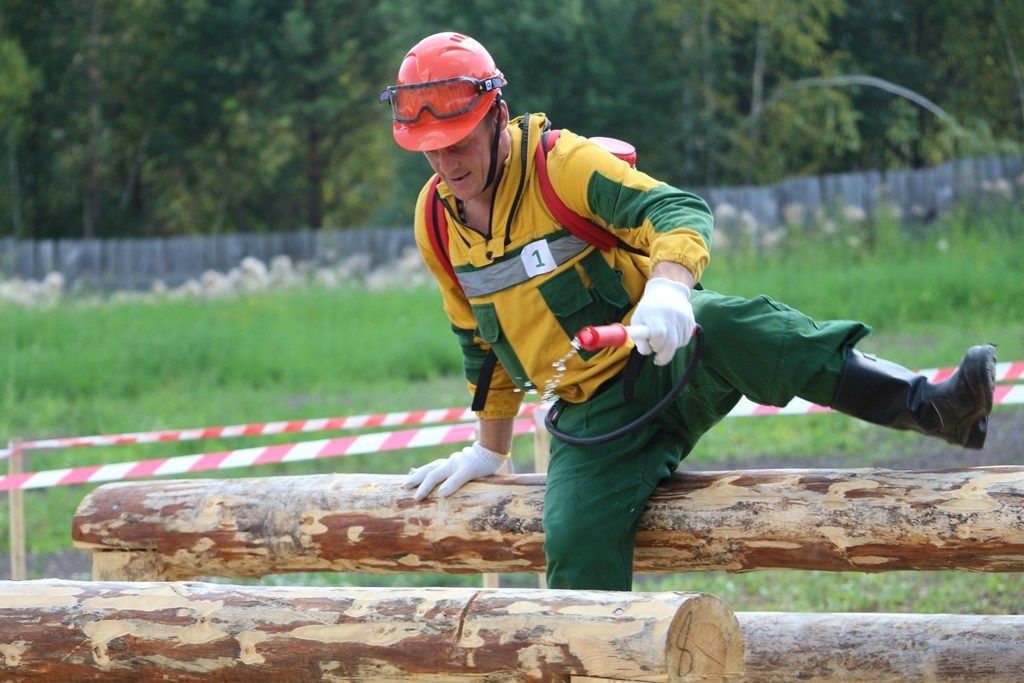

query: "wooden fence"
left=0, top=227, right=417, bottom=291
left=1, top=155, right=1020, bottom=291
left=696, top=154, right=1021, bottom=230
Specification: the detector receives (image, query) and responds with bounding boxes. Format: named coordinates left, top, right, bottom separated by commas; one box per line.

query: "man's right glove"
left=403, top=441, right=508, bottom=501
left=631, top=277, right=695, bottom=366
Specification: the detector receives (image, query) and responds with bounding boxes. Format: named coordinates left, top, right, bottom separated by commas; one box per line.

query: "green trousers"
left=543, top=290, right=871, bottom=590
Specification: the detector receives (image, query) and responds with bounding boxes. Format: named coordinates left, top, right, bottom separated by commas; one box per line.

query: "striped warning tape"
left=0, top=420, right=535, bottom=492
left=8, top=406, right=489, bottom=452
left=1, top=385, right=1022, bottom=492
left=5, top=360, right=1022, bottom=457
left=729, top=383, right=1022, bottom=417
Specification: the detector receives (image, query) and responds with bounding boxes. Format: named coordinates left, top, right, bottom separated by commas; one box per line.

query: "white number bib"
left=521, top=239, right=556, bottom=277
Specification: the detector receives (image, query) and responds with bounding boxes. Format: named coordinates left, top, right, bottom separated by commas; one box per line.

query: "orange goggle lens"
left=379, top=76, right=505, bottom=123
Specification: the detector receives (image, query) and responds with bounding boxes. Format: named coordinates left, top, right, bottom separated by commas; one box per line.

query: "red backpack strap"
left=423, top=174, right=462, bottom=290
left=535, top=130, right=618, bottom=251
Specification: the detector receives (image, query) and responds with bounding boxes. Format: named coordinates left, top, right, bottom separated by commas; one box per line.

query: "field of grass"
left=2, top=200, right=1023, bottom=613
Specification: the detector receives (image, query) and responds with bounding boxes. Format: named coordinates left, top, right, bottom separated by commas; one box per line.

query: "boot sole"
left=959, top=344, right=997, bottom=449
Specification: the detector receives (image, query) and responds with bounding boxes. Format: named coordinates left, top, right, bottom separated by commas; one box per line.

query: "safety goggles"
left=378, top=75, right=506, bottom=123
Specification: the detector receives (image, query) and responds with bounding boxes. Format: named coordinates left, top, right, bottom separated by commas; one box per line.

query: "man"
left=380, top=32, right=997, bottom=591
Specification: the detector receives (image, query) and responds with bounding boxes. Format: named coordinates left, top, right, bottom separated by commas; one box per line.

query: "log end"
left=666, top=593, right=745, bottom=681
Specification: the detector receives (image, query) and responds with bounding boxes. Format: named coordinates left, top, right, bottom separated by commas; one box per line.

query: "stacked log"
left=738, top=611, right=1024, bottom=682
left=6, top=581, right=1023, bottom=681
left=0, top=580, right=743, bottom=682
left=72, top=467, right=1024, bottom=581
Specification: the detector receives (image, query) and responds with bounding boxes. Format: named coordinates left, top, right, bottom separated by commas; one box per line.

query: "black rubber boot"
left=830, top=345, right=997, bottom=449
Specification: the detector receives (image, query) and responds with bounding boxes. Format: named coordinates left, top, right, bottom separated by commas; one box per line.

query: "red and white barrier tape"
left=2, top=385, right=1022, bottom=492
left=0, top=419, right=536, bottom=492
left=924, top=360, right=1024, bottom=384
left=729, top=384, right=1022, bottom=418
left=5, top=360, right=1022, bottom=457
left=7, top=405, right=493, bottom=453
left=2, top=361, right=1021, bottom=462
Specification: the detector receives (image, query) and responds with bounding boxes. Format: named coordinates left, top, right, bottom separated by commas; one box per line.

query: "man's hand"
left=403, top=441, right=508, bottom=501
left=632, top=277, right=695, bottom=365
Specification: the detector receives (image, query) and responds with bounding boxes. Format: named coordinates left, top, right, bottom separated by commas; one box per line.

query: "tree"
left=0, top=37, right=38, bottom=236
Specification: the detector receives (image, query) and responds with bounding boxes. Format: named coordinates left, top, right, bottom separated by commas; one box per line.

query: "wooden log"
left=72, top=467, right=1024, bottom=581
left=0, top=580, right=743, bottom=682
left=737, top=611, right=1024, bottom=682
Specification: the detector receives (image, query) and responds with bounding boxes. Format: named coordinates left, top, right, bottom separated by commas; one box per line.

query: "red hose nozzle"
left=575, top=323, right=648, bottom=351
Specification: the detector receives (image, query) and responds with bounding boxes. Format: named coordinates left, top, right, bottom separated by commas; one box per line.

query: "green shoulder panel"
left=587, top=171, right=714, bottom=247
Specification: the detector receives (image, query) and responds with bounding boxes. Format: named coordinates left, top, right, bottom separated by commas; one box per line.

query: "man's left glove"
left=404, top=441, right=509, bottom=501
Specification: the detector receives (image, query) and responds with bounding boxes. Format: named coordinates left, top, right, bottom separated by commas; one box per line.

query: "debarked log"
left=72, top=467, right=1024, bottom=581
left=737, top=611, right=1024, bottom=682
left=0, top=580, right=743, bottom=682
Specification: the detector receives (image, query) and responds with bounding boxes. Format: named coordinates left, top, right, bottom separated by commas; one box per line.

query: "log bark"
left=0, top=580, right=743, bottom=682
left=72, top=467, right=1024, bottom=581
left=737, top=611, right=1024, bottom=682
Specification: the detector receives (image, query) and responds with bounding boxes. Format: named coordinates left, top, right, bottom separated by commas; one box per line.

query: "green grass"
left=2, top=201, right=1023, bottom=613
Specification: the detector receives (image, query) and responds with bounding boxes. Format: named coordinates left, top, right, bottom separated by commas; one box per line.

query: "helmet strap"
left=482, top=94, right=504, bottom=191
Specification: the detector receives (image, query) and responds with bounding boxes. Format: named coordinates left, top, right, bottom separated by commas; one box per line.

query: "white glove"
left=404, top=441, right=508, bottom=501
left=631, top=278, right=695, bottom=366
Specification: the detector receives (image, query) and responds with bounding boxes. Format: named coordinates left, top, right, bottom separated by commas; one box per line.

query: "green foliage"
left=0, top=0, right=1021, bottom=238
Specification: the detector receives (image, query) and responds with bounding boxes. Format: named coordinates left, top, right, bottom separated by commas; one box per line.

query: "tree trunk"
left=748, top=8, right=767, bottom=182
left=738, top=611, right=1024, bottom=682
left=73, top=468, right=1024, bottom=581
left=0, top=579, right=743, bottom=682
left=82, top=0, right=103, bottom=237
left=700, top=0, right=716, bottom=184
left=6, top=124, right=22, bottom=237
left=306, top=117, right=323, bottom=230
left=993, top=0, right=1024, bottom=136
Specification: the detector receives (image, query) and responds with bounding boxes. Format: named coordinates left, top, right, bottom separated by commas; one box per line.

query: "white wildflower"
left=333, top=253, right=372, bottom=282
left=760, top=229, right=786, bottom=250
left=269, top=255, right=302, bottom=289
left=233, top=256, right=271, bottom=293
left=199, top=270, right=232, bottom=299
left=713, top=230, right=730, bottom=251
left=842, top=204, right=867, bottom=223
left=0, top=272, right=65, bottom=308
left=314, top=269, right=340, bottom=289
left=365, top=248, right=430, bottom=290
left=715, top=202, right=737, bottom=221
left=740, top=210, right=759, bottom=235
left=782, top=202, right=806, bottom=225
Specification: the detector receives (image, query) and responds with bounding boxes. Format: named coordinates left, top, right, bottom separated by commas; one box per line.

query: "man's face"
left=423, top=108, right=500, bottom=202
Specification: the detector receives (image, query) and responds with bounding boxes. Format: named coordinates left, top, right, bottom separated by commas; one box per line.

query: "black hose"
left=544, top=325, right=704, bottom=446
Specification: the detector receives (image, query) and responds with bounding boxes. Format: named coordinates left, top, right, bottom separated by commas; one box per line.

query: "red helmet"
left=380, top=33, right=505, bottom=152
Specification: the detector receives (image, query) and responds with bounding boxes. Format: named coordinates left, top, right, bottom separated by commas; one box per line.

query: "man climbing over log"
left=380, top=32, right=997, bottom=591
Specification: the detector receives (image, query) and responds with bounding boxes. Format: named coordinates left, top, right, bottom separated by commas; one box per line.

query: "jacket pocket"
left=471, top=302, right=531, bottom=390
left=538, top=250, right=633, bottom=359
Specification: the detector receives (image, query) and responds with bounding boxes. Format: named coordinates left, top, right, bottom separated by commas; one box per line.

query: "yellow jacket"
left=414, top=113, right=713, bottom=419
